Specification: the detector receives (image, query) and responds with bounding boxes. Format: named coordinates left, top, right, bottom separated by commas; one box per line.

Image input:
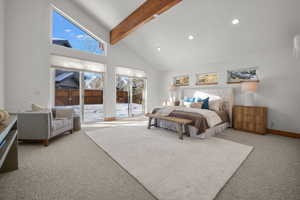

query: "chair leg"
left=43, top=139, right=49, bottom=147
left=148, top=118, right=152, bottom=129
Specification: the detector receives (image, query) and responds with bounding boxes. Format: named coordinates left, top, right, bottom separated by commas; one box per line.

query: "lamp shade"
left=241, top=81, right=258, bottom=92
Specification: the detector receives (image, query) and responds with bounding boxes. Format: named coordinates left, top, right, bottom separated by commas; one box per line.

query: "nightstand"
left=233, top=105, right=268, bottom=134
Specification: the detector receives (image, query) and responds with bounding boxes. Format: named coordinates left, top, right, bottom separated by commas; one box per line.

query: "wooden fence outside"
left=55, top=89, right=142, bottom=106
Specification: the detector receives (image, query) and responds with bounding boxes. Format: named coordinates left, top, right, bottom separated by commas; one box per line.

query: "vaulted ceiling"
left=73, top=0, right=300, bottom=71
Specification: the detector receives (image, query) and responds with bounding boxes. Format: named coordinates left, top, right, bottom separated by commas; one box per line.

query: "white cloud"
left=64, top=29, right=72, bottom=33
left=76, top=34, right=93, bottom=40
left=76, top=34, right=85, bottom=39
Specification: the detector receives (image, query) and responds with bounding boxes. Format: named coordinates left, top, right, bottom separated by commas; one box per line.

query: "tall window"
left=52, top=10, right=105, bottom=55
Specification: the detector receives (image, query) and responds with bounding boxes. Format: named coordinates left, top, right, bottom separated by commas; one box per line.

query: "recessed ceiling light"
left=232, top=19, right=240, bottom=25
left=188, top=35, right=194, bottom=40
left=157, top=47, right=161, bottom=52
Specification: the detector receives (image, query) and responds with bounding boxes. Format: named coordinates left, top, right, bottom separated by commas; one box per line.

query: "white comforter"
left=155, top=106, right=222, bottom=128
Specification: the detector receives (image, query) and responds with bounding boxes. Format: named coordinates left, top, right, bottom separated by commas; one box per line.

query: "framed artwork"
left=227, top=67, right=259, bottom=83
left=196, top=73, right=218, bottom=85
left=173, top=75, right=190, bottom=86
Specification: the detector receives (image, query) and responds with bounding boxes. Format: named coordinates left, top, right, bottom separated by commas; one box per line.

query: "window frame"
left=50, top=5, right=107, bottom=56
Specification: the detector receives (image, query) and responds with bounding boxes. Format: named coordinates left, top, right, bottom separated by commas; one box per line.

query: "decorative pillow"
left=166, top=101, right=175, bottom=106
left=190, top=102, right=203, bottom=109
left=201, top=97, right=210, bottom=109
left=0, top=109, right=9, bottom=124
left=174, top=101, right=180, bottom=106
left=32, top=104, right=48, bottom=112
left=183, top=101, right=192, bottom=108
left=183, top=98, right=194, bottom=103
left=194, top=98, right=203, bottom=102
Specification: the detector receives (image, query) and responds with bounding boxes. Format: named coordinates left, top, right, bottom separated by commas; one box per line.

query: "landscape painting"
left=173, top=75, right=190, bottom=86
left=227, top=67, right=259, bottom=83
left=196, top=73, right=218, bottom=85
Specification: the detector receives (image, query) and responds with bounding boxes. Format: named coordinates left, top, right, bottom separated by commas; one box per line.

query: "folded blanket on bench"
left=152, top=106, right=224, bottom=134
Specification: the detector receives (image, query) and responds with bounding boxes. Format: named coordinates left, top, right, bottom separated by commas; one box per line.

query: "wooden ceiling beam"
left=110, top=0, right=182, bottom=45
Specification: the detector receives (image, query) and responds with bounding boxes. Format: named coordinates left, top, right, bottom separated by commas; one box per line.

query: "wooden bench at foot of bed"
left=145, top=113, right=193, bottom=140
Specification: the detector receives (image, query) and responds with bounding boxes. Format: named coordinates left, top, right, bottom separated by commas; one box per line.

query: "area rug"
left=86, top=127, right=253, bottom=200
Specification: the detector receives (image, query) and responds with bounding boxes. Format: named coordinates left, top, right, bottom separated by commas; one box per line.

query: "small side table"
left=73, top=115, right=81, bottom=132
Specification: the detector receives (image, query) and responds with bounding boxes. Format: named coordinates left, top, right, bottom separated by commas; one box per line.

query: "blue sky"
left=52, top=11, right=104, bottom=55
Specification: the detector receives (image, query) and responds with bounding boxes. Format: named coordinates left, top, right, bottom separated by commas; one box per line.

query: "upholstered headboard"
left=182, top=87, right=234, bottom=125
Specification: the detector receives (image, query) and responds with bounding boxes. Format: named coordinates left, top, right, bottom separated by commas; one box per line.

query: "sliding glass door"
left=132, top=78, right=145, bottom=116
left=55, top=69, right=81, bottom=116
left=54, top=69, right=104, bottom=123
left=83, top=72, right=104, bottom=123
left=116, top=76, right=131, bottom=118
left=116, top=75, right=146, bottom=118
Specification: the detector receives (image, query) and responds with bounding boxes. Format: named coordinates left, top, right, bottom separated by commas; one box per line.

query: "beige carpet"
left=1, top=126, right=299, bottom=200
left=86, top=126, right=253, bottom=200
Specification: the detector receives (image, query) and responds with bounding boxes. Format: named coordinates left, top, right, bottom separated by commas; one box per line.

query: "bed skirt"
left=156, top=120, right=229, bottom=139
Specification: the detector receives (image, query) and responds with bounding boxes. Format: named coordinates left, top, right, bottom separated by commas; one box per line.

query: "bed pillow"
left=32, top=104, right=48, bottom=112
left=183, top=98, right=194, bottom=103
left=190, top=102, right=203, bottom=109
left=194, top=97, right=203, bottom=103
left=183, top=101, right=192, bottom=108
left=197, top=97, right=209, bottom=109
left=201, top=97, right=210, bottom=109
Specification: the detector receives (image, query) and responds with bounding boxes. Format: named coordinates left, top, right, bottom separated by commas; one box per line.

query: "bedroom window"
left=52, top=9, right=106, bottom=55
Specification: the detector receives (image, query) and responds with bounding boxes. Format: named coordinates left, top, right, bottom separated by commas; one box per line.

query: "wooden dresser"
left=233, top=105, right=268, bottom=134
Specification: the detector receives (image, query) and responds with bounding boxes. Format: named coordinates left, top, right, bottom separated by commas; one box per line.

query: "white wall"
left=162, top=47, right=300, bottom=134
left=5, top=0, right=51, bottom=112
left=4, top=0, right=163, bottom=117
left=0, top=0, right=4, bottom=108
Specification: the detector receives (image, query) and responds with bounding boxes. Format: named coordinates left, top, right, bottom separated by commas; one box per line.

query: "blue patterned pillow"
left=194, top=98, right=202, bottom=102
left=201, top=97, right=210, bottom=109
left=183, top=98, right=194, bottom=103
left=194, top=97, right=209, bottom=109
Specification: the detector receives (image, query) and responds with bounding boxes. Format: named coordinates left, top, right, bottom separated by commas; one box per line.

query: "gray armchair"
left=18, top=108, right=74, bottom=146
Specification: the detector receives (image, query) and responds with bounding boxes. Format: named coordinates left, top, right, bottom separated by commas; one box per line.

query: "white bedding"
left=155, top=106, right=222, bottom=128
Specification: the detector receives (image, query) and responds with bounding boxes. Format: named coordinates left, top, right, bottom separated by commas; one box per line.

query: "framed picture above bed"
left=196, top=73, right=218, bottom=86
left=227, top=67, right=259, bottom=84
left=173, top=75, right=190, bottom=86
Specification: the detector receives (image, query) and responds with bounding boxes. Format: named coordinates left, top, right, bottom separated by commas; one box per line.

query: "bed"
left=154, top=87, right=234, bottom=139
